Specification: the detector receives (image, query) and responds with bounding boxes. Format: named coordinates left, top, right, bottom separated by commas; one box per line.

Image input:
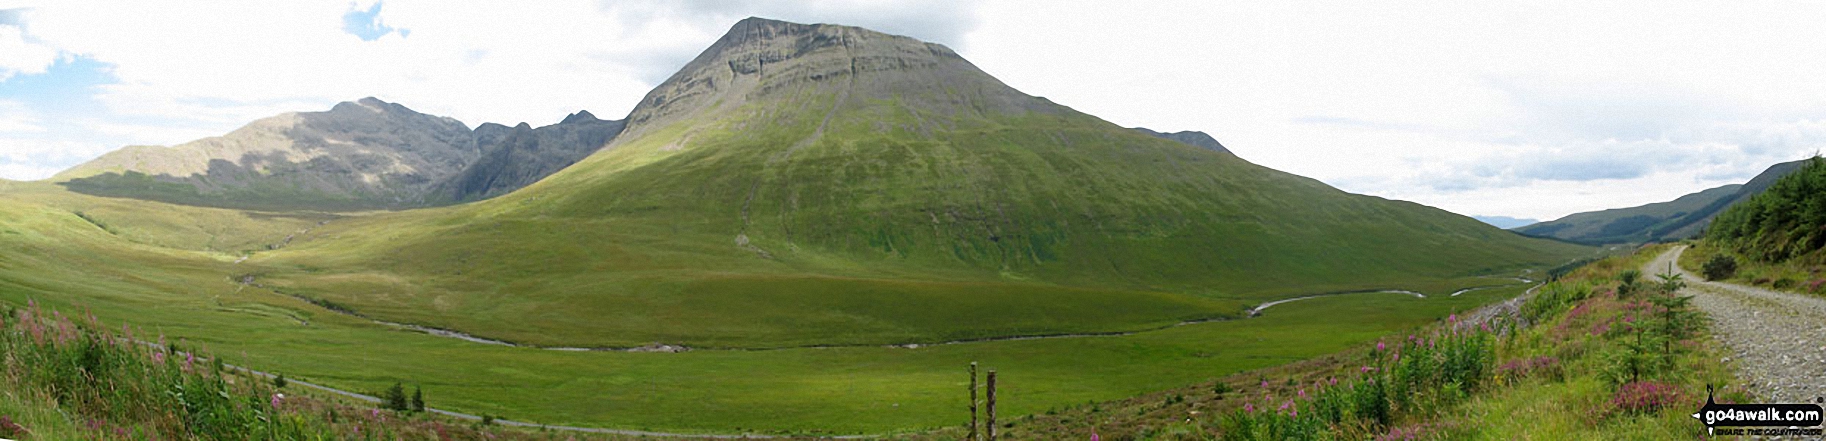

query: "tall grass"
left=0, top=299, right=611, bottom=440
left=1219, top=314, right=1496, bottom=440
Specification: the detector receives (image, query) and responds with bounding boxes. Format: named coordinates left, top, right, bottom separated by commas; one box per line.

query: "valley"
left=0, top=16, right=1601, bottom=438
left=0, top=180, right=1558, bottom=434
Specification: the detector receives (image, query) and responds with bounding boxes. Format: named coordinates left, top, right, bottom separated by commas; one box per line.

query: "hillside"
left=1707, top=156, right=1826, bottom=263
left=1518, top=158, right=1809, bottom=244
left=54, top=99, right=624, bottom=210
left=247, top=17, right=1590, bottom=349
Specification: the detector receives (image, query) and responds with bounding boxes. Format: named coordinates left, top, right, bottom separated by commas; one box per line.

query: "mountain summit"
left=254, top=18, right=1587, bottom=348
left=56, top=98, right=624, bottom=209
left=617, top=17, right=1059, bottom=142
left=57, top=97, right=477, bottom=209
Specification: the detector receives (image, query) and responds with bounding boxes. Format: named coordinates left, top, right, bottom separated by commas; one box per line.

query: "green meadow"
left=0, top=181, right=1562, bottom=434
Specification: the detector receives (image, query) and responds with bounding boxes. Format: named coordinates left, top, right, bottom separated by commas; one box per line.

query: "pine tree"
left=384, top=382, right=408, bottom=411
left=411, top=386, right=425, bottom=412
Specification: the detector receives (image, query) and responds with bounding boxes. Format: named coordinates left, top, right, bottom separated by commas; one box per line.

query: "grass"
left=0, top=184, right=1554, bottom=434
left=1679, top=241, right=1826, bottom=297
left=0, top=47, right=1592, bottom=433
left=237, top=102, right=1588, bottom=349
left=0, top=296, right=722, bottom=440
left=921, top=244, right=1745, bottom=440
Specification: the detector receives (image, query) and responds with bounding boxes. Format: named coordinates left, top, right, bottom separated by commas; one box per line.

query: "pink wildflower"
left=1376, top=340, right=1386, bottom=352
left=1328, top=377, right=1338, bottom=386
left=1245, top=402, right=1255, bottom=413
left=1448, top=313, right=1457, bottom=323
left=1091, top=429, right=1100, bottom=441
left=271, top=393, right=284, bottom=409
left=1361, top=366, right=1376, bottom=373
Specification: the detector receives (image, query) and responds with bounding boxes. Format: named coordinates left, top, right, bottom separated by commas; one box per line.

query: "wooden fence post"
left=968, top=362, right=978, bottom=441
left=986, top=369, right=997, bottom=441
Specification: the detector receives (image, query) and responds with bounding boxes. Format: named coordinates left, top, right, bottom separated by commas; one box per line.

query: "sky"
left=1, top=1, right=1823, bottom=221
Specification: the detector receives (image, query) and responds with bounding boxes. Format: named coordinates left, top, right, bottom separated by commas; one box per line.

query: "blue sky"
left=2, top=0, right=1824, bottom=221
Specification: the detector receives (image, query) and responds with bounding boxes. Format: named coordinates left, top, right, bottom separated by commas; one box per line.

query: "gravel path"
left=1650, top=246, right=1826, bottom=404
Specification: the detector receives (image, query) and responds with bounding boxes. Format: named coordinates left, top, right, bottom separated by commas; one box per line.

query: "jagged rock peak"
left=560, top=110, right=598, bottom=124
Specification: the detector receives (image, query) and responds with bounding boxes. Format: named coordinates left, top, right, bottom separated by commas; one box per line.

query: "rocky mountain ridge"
left=56, top=98, right=624, bottom=210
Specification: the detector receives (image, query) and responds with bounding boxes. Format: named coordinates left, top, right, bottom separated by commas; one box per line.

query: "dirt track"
left=1649, top=246, right=1826, bottom=404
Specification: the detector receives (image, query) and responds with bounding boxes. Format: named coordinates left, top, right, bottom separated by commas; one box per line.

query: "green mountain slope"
left=1707, top=156, right=1826, bottom=262
left=1518, top=158, right=1810, bottom=244
left=249, top=17, right=1588, bottom=349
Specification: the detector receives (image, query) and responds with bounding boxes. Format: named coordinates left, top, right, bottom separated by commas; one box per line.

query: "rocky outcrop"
left=57, top=99, right=626, bottom=210
left=617, top=17, right=1063, bottom=144
left=437, top=112, right=626, bottom=202
left=1132, top=127, right=1230, bottom=154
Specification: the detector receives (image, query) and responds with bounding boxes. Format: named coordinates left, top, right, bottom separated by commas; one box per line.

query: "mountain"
left=1472, top=215, right=1538, bottom=229
left=56, top=98, right=476, bottom=210
left=1131, top=127, right=1230, bottom=154
left=436, top=110, right=626, bottom=202
left=254, top=17, right=1589, bottom=349
left=1517, top=159, right=1810, bottom=244
left=1707, top=156, right=1826, bottom=262
left=54, top=98, right=624, bottom=210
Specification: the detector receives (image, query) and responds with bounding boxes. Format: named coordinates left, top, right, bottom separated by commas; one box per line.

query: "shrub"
left=1773, top=277, right=1797, bottom=290
left=273, top=373, right=287, bottom=389
left=383, top=383, right=409, bottom=411
left=0, top=415, right=26, bottom=438
left=1497, top=356, right=1562, bottom=382
left=1609, top=381, right=1683, bottom=415
left=1702, top=254, right=1737, bottom=281
left=1617, top=270, right=1643, bottom=297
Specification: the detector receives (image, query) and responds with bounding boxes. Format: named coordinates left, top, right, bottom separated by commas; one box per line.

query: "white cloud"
left=0, top=0, right=984, bottom=181
left=962, top=0, right=1826, bottom=220
left=0, top=100, right=43, bottom=132
left=0, top=137, right=113, bottom=180
left=0, top=24, right=56, bottom=81
left=3, top=0, right=1825, bottom=221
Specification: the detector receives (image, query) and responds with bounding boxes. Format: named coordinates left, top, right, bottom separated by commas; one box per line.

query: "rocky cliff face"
left=438, top=111, right=625, bottom=202
left=57, top=99, right=624, bottom=210
left=617, top=17, right=1062, bottom=144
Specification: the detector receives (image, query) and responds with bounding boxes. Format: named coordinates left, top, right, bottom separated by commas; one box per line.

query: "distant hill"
left=1708, top=156, right=1826, bottom=262
left=54, top=98, right=623, bottom=210
left=1517, top=159, right=1810, bottom=244
left=1472, top=215, right=1538, bottom=229
left=1131, top=127, right=1230, bottom=154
